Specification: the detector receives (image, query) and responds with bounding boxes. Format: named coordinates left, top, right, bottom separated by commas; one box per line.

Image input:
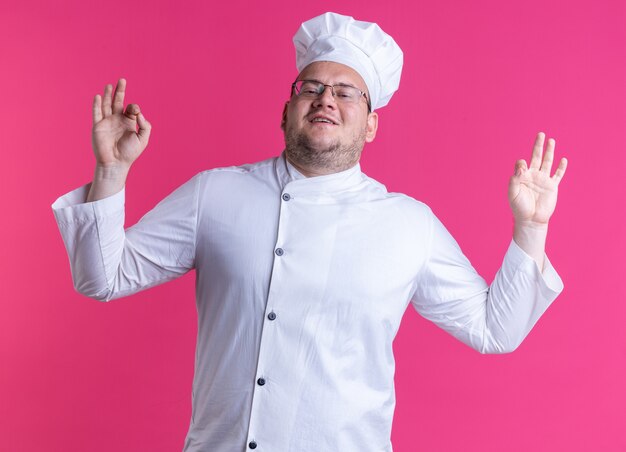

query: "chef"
left=52, top=12, right=567, bottom=452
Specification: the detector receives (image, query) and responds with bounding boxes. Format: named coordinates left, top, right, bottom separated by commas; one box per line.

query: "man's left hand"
left=508, top=132, right=567, bottom=226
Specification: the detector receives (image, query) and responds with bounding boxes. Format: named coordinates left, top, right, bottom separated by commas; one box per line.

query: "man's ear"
left=280, top=101, right=289, bottom=130
left=365, top=111, right=378, bottom=143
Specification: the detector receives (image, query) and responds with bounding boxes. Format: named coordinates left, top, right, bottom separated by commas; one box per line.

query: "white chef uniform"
left=52, top=154, right=563, bottom=452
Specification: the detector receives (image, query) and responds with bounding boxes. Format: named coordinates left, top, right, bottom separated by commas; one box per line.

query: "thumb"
left=514, top=159, right=528, bottom=176
left=124, top=103, right=140, bottom=119
left=136, top=112, right=152, bottom=145
left=508, top=160, right=526, bottom=202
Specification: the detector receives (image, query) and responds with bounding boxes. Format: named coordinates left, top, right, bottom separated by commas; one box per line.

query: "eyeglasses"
left=291, top=80, right=371, bottom=112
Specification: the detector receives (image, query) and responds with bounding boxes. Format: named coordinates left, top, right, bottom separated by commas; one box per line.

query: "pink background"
left=1, top=0, right=624, bottom=450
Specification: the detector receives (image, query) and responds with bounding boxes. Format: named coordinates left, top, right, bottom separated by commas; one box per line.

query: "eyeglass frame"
left=291, top=79, right=372, bottom=113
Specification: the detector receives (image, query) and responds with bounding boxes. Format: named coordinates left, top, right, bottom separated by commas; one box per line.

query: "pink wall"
left=1, top=0, right=624, bottom=450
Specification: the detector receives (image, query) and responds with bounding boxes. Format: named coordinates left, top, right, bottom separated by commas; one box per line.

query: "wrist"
left=514, top=219, right=549, bottom=233
left=93, top=162, right=131, bottom=182
left=513, top=221, right=548, bottom=271
left=87, top=164, right=130, bottom=202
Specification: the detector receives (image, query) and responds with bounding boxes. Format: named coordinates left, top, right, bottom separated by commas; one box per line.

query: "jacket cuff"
left=505, top=239, right=564, bottom=295
left=51, top=184, right=125, bottom=223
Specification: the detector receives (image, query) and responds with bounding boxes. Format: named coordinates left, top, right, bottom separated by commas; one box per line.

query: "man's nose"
left=313, top=85, right=337, bottom=108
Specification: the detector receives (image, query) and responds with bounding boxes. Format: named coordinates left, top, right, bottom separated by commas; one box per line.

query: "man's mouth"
left=309, top=115, right=338, bottom=125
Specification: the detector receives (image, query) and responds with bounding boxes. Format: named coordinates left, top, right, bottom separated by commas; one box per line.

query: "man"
left=52, top=12, right=567, bottom=452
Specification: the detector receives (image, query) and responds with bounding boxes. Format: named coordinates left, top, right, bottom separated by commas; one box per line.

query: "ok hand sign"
left=91, top=78, right=151, bottom=170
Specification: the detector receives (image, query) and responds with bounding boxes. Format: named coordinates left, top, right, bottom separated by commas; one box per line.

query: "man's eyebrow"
left=334, top=82, right=359, bottom=88
left=298, top=78, right=359, bottom=89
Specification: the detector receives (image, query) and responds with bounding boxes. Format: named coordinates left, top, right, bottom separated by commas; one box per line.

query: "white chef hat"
left=293, top=12, right=403, bottom=111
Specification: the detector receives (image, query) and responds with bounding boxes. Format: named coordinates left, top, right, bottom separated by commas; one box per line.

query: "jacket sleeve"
left=51, top=175, right=200, bottom=301
left=410, top=211, right=563, bottom=354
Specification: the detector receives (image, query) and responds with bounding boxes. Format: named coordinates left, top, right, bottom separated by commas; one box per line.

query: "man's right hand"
left=87, top=78, right=152, bottom=202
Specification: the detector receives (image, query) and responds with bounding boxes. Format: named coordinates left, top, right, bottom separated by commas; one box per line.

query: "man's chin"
left=301, top=136, right=342, bottom=153
left=285, top=132, right=339, bottom=154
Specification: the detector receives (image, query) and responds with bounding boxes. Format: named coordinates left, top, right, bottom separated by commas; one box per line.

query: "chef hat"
left=293, top=12, right=403, bottom=111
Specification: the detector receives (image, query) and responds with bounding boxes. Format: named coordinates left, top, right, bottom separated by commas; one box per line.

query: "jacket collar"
left=275, top=152, right=364, bottom=195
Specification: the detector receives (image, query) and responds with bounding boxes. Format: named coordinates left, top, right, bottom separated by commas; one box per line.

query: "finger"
left=136, top=112, right=152, bottom=145
left=112, top=78, right=126, bottom=115
left=529, top=132, right=545, bottom=170
left=541, top=137, right=555, bottom=174
left=552, top=157, right=568, bottom=184
left=102, top=83, right=113, bottom=117
left=93, top=94, right=103, bottom=124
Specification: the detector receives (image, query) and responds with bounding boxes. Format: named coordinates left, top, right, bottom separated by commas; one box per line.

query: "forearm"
left=513, top=221, right=548, bottom=272
left=413, top=237, right=563, bottom=354
left=87, top=164, right=130, bottom=202
left=53, top=174, right=200, bottom=301
left=53, top=185, right=127, bottom=300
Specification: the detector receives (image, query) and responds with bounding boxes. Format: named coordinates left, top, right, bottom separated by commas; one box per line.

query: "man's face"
left=282, top=61, right=378, bottom=173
